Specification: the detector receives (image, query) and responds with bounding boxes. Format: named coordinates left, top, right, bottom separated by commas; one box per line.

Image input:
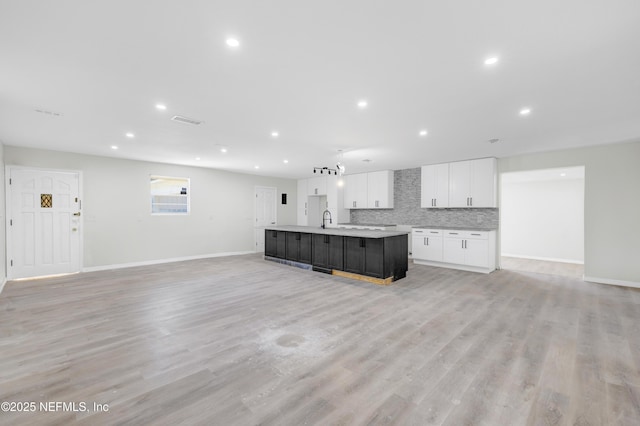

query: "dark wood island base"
left=264, top=226, right=408, bottom=284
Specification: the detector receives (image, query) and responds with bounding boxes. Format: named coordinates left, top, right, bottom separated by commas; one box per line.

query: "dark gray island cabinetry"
left=265, top=226, right=408, bottom=284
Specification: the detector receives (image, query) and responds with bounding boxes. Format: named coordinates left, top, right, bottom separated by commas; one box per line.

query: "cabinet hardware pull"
left=462, top=240, right=464, bottom=249
left=470, top=197, right=473, bottom=206
left=430, top=231, right=438, bottom=234
left=424, top=237, right=426, bottom=245
left=471, top=233, right=480, bottom=236
left=427, top=237, right=429, bottom=245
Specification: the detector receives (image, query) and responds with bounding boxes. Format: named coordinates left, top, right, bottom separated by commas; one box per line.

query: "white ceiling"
left=1, top=0, right=639, bottom=179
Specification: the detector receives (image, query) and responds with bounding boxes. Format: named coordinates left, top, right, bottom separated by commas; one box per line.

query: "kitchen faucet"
left=322, top=209, right=332, bottom=229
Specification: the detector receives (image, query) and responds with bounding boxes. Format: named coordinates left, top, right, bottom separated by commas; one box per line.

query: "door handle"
left=73, top=212, right=81, bottom=216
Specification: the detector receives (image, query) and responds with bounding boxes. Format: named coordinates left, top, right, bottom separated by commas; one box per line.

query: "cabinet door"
left=344, top=174, right=368, bottom=209
left=469, top=158, right=496, bottom=207
left=343, top=175, right=357, bottom=209
left=449, top=160, right=472, bottom=207
left=443, top=237, right=465, bottom=264
left=424, top=235, right=444, bottom=261
left=276, top=231, right=287, bottom=259
left=299, top=233, right=312, bottom=264
left=344, top=237, right=364, bottom=274
left=464, top=239, right=489, bottom=267
left=265, top=230, right=278, bottom=257
left=285, top=232, right=299, bottom=261
left=311, top=234, right=329, bottom=268
left=412, top=235, right=429, bottom=259
left=297, top=179, right=308, bottom=225
left=308, top=176, right=327, bottom=196
left=327, top=236, right=344, bottom=270
left=421, top=164, right=449, bottom=208
left=363, top=238, right=384, bottom=278
left=367, top=170, right=394, bottom=208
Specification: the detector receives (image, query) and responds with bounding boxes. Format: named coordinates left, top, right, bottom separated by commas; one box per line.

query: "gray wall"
left=499, top=140, right=640, bottom=285
left=350, top=168, right=499, bottom=228
left=4, top=146, right=297, bottom=269
left=501, top=177, right=584, bottom=263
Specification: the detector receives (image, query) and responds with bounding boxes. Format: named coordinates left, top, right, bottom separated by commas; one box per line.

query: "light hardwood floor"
left=501, top=256, right=585, bottom=279
left=1, top=254, right=639, bottom=425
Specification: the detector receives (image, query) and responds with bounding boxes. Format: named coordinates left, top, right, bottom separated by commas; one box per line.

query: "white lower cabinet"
left=411, top=229, right=443, bottom=262
left=413, top=228, right=496, bottom=273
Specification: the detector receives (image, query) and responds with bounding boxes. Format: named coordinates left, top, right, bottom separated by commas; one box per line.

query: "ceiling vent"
left=35, top=109, right=63, bottom=117
left=171, top=115, right=203, bottom=125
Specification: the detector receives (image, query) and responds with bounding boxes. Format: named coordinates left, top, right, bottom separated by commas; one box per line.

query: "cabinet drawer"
left=444, top=230, right=488, bottom=240
left=412, top=229, right=442, bottom=236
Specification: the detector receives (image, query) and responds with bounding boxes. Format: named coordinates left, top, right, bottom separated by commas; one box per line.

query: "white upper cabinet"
left=422, top=157, right=496, bottom=208
left=344, top=173, right=368, bottom=209
left=308, top=176, right=327, bottom=196
left=367, top=170, right=394, bottom=208
left=421, top=163, right=449, bottom=208
left=448, top=158, right=497, bottom=208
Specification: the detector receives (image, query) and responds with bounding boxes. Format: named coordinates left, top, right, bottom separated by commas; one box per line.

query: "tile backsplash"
left=349, top=168, right=499, bottom=229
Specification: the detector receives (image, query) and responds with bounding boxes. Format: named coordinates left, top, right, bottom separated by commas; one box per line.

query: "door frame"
left=254, top=186, right=277, bottom=252
left=5, top=166, right=84, bottom=280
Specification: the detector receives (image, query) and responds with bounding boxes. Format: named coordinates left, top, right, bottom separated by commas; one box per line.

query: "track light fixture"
left=313, top=166, right=338, bottom=175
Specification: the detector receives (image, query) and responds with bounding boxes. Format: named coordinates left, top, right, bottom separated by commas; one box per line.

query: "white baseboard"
left=413, top=259, right=495, bottom=274
left=0, top=277, right=6, bottom=294
left=583, top=276, right=640, bottom=289
left=82, top=251, right=255, bottom=273
left=501, top=253, right=584, bottom=265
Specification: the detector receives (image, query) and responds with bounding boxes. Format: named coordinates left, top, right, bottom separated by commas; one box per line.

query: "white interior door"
left=7, top=167, right=82, bottom=279
left=255, top=186, right=277, bottom=252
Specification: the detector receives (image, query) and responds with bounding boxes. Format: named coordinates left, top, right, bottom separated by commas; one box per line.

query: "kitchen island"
left=264, top=226, right=408, bottom=284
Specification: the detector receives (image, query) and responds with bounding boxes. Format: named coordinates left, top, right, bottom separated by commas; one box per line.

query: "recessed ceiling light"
left=155, top=104, right=167, bottom=111
left=271, top=131, right=279, bottom=138
left=125, top=132, right=135, bottom=138
left=195, top=157, right=201, bottom=161
left=226, top=38, right=240, bottom=48
left=560, top=172, right=567, bottom=177
left=520, top=108, right=531, bottom=115
left=357, top=100, right=368, bottom=109
left=220, top=148, right=227, bottom=153
left=111, top=145, right=118, bottom=150
left=254, top=165, right=260, bottom=169
left=283, top=159, right=289, bottom=164
left=484, top=57, right=499, bottom=65
left=419, top=130, right=428, bottom=137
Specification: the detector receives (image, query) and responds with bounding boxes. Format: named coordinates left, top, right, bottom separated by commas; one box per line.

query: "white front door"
left=255, top=186, right=277, bottom=252
left=7, top=167, right=82, bottom=279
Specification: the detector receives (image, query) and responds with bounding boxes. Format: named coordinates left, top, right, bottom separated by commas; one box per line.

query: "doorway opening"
left=500, top=166, right=585, bottom=279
